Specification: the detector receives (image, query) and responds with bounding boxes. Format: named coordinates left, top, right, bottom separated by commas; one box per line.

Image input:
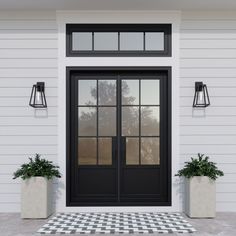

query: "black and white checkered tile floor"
left=38, top=212, right=196, bottom=234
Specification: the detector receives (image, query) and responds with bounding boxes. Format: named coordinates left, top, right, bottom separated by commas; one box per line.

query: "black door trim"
left=66, top=66, right=172, bottom=206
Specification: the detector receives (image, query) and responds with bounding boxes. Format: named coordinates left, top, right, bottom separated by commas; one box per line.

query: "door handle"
left=112, top=137, right=117, bottom=164
left=121, top=136, right=126, bottom=164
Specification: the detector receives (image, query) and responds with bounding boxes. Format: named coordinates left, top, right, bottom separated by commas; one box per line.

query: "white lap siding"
left=1, top=9, right=236, bottom=212
left=180, top=11, right=236, bottom=211
left=0, top=11, right=57, bottom=212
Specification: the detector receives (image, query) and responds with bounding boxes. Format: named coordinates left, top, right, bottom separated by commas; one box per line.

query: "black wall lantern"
left=193, top=82, right=210, bottom=107
left=29, top=82, right=47, bottom=108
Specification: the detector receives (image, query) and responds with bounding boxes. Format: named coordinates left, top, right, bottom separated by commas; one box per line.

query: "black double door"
left=67, top=68, right=171, bottom=206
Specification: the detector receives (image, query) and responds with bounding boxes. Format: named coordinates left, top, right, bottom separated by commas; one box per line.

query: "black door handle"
left=121, top=136, right=126, bottom=165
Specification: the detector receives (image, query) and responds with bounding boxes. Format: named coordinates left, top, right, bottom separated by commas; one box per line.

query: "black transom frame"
left=66, top=24, right=172, bottom=57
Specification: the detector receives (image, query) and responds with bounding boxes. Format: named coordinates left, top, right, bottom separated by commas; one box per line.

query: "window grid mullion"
left=143, top=32, right=146, bottom=51
left=139, top=79, right=141, bottom=165
left=92, top=32, right=94, bottom=51
left=118, top=32, right=120, bottom=51
left=96, top=79, right=99, bottom=165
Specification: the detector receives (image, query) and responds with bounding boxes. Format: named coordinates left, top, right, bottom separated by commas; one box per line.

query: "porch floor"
left=0, top=212, right=235, bottom=236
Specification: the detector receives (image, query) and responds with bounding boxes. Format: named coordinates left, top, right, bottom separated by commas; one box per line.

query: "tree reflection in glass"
left=141, top=138, right=160, bottom=165
left=141, top=107, right=160, bottom=136
left=78, top=78, right=160, bottom=165
left=122, top=80, right=139, bottom=105
left=98, top=80, right=116, bottom=105
left=79, top=107, right=97, bottom=136
left=78, top=80, right=96, bottom=105
left=122, top=106, right=139, bottom=136
left=99, top=107, right=116, bottom=136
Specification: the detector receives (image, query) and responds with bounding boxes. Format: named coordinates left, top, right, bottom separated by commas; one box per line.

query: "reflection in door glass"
left=126, top=138, right=139, bottom=165
left=98, top=138, right=112, bottom=165
left=78, top=107, right=97, bottom=136
left=141, top=80, right=159, bottom=105
left=122, top=106, right=139, bottom=136
left=141, top=106, right=160, bottom=136
left=78, top=80, right=97, bottom=105
left=98, top=80, right=116, bottom=105
left=122, top=80, right=139, bottom=105
left=78, top=138, right=97, bottom=165
left=98, top=107, right=116, bottom=136
left=141, top=138, right=160, bottom=165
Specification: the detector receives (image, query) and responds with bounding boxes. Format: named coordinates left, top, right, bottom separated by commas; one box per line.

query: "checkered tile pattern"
left=38, top=212, right=196, bottom=234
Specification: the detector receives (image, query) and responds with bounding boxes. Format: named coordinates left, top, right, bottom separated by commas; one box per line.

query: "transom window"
left=66, top=24, right=171, bottom=56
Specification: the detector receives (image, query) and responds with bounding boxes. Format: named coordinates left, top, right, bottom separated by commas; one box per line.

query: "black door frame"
left=66, top=66, right=172, bottom=206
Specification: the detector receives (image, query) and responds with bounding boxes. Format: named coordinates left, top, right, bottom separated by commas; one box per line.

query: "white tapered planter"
left=21, top=177, right=53, bottom=219
left=185, top=176, right=216, bottom=218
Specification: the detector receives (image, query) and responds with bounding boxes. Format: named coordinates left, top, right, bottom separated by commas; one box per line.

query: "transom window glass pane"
left=120, top=32, right=144, bottom=51
left=122, top=80, right=139, bottom=105
left=98, top=80, right=116, bottom=105
left=145, top=32, right=164, bottom=51
left=79, top=80, right=96, bottom=105
left=78, top=107, right=97, bottom=136
left=72, top=32, right=92, bottom=51
left=141, top=80, right=160, bottom=105
left=94, top=33, right=118, bottom=51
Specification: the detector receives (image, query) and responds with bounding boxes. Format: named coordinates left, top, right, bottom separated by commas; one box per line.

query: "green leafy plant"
left=176, top=153, right=224, bottom=180
left=13, top=154, right=61, bottom=180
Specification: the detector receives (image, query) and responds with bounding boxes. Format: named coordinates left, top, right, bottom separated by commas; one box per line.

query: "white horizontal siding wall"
left=0, top=11, right=58, bottom=212
left=1, top=9, right=236, bottom=213
left=180, top=11, right=236, bottom=211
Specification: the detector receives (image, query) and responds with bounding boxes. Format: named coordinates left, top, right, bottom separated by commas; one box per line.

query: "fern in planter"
left=13, top=154, right=61, bottom=180
left=176, top=153, right=224, bottom=180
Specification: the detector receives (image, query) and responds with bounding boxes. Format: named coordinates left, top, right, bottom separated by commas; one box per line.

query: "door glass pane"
left=126, top=138, right=139, bottom=165
left=141, top=138, right=160, bottom=165
left=79, top=80, right=97, bottom=105
left=98, top=138, right=112, bottom=165
left=122, top=80, right=139, bottom=105
left=141, top=80, right=159, bottom=105
left=98, top=107, right=116, bottom=136
left=94, top=33, right=118, bottom=51
left=141, top=107, right=160, bottom=136
left=78, top=138, right=97, bottom=165
left=72, top=32, right=92, bottom=51
left=120, top=32, right=144, bottom=51
left=79, top=107, right=97, bottom=136
left=145, top=32, right=164, bottom=51
left=98, top=80, right=116, bottom=105
left=122, top=106, right=139, bottom=136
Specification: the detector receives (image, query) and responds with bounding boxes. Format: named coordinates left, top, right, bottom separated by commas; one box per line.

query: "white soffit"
left=0, top=0, right=236, bottom=10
